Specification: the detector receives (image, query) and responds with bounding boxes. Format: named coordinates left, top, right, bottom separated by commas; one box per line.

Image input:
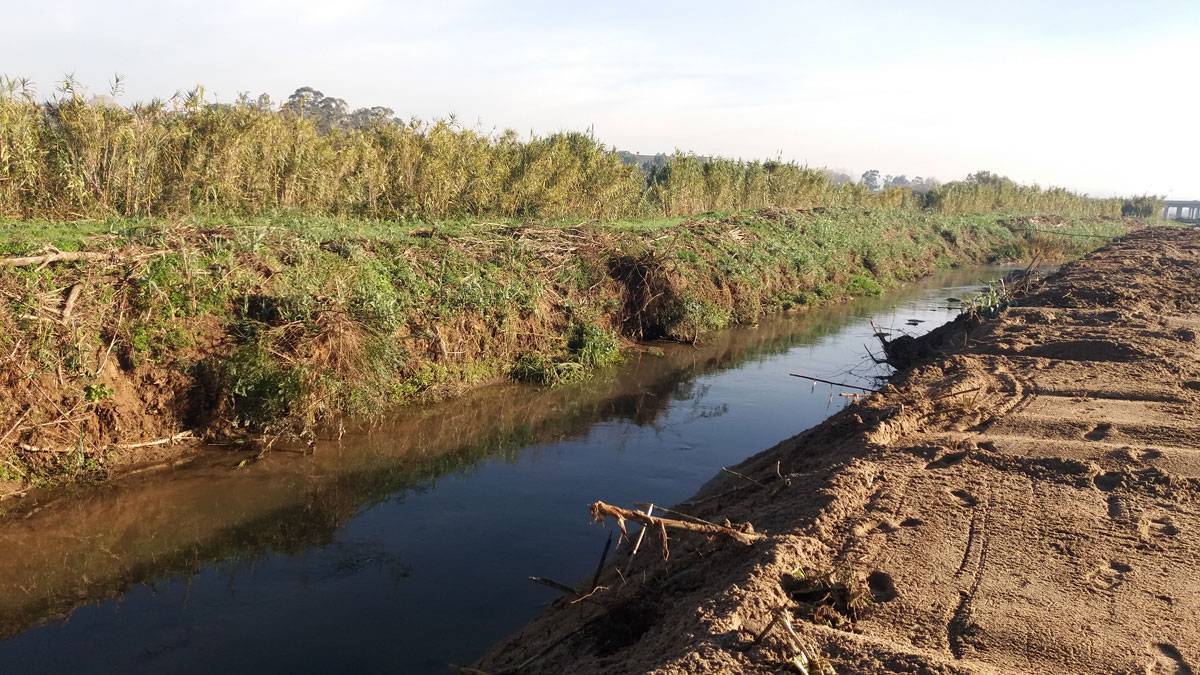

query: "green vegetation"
left=1, top=80, right=1131, bottom=222
left=0, top=78, right=1147, bottom=484
left=925, top=171, right=1134, bottom=218
left=0, top=208, right=1131, bottom=482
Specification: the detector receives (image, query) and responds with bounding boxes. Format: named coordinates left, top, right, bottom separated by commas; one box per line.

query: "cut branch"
left=0, top=251, right=112, bottom=268
left=790, top=373, right=879, bottom=393
left=61, top=283, right=83, bottom=320
left=590, top=500, right=764, bottom=546
left=117, top=431, right=194, bottom=449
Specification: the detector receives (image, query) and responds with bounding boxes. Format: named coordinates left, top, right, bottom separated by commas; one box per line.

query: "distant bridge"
left=1163, top=200, right=1200, bottom=223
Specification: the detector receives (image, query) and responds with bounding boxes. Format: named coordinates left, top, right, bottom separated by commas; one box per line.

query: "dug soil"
left=477, top=226, right=1200, bottom=674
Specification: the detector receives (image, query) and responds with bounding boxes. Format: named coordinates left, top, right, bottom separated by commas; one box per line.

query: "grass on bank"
left=0, top=208, right=1131, bottom=483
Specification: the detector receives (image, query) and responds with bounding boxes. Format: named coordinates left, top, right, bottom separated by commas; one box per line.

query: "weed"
left=222, top=344, right=305, bottom=430
left=568, top=322, right=622, bottom=368
left=83, top=383, right=113, bottom=402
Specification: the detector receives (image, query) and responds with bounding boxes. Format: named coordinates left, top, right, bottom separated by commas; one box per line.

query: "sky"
left=5, top=1, right=1199, bottom=198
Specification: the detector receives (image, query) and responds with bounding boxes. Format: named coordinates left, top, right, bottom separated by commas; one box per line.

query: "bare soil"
left=477, top=226, right=1200, bottom=674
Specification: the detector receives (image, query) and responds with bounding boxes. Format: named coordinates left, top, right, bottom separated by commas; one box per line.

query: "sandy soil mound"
left=477, top=227, right=1200, bottom=674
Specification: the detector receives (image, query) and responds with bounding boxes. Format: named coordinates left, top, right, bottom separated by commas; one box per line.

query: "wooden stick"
left=117, top=430, right=194, bottom=449
left=790, top=373, right=879, bottom=393
left=590, top=531, right=612, bottom=592
left=721, top=466, right=767, bottom=488
left=623, top=503, right=654, bottom=574
left=527, top=576, right=579, bottom=598
left=0, top=251, right=112, bottom=268
left=60, top=283, right=83, bottom=320
left=590, top=501, right=763, bottom=545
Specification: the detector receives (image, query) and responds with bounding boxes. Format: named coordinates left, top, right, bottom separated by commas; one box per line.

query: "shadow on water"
left=0, top=267, right=1007, bottom=673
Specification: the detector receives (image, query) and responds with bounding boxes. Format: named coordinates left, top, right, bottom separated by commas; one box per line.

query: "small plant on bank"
left=962, top=279, right=1009, bottom=320
left=83, top=383, right=113, bottom=402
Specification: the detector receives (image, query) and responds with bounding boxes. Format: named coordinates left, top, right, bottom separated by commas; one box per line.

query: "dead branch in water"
left=528, top=576, right=579, bottom=598
left=623, top=503, right=655, bottom=574
left=789, top=373, right=879, bottom=393
left=590, top=531, right=613, bottom=592
left=590, top=500, right=764, bottom=546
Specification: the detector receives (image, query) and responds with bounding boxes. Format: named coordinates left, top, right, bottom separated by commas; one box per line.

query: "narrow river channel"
left=0, top=267, right=1009, bottom=674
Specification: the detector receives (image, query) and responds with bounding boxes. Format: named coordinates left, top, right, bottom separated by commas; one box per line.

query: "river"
left=0, top=267, right=1006, bottom=673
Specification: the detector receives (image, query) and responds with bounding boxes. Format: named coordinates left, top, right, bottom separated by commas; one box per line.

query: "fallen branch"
left=60, top=283, right=83, bottom=320
left=0, top=251, right=112, bottom=268
left=18, top=443, right=68, bottom=454
left=590, top=531, right=613, bottom=592
left=721, top=466, right=767, bottom=488
left=528, top=576, right=579, bottom=598
left=790, top=373, right=879, bottom=393
left=117, top=430, right=194, bottom=449
left=622, top=503, right=655, bottom=574
left=590, top=500, right=764, bottom=546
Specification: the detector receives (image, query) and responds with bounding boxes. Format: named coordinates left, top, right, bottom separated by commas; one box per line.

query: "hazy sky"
left=5, top=1, right=1199, bottom=197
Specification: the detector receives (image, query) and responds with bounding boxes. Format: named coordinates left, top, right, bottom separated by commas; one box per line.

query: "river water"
left=0, top=267, right=1005, bottom=674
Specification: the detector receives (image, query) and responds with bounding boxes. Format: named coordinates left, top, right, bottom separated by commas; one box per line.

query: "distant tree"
left=885, top=174, right=911, bottom=189
left=861, top=169, right=881, bottom=191
left=284, top=86, right=324, bottom=116
left=283, top=87, right=355, bottom=132
left=348, top=106, right=397, bottom=128
left=1122, top=195, right=1165, bottom=217
left=965, top=170, right=1014, bottom=188
left=823, top=169, right=854, bottom=185
left=908, top=176, right=939, bottom=194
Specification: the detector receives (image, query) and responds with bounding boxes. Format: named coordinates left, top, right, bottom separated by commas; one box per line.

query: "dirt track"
left=478, top=227, right=1200, bottom=674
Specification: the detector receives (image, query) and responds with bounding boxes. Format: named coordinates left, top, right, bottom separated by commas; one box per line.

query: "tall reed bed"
left=0, top=81, right=1125, bottom=221
left=923, top=171, right=1123, bottom=217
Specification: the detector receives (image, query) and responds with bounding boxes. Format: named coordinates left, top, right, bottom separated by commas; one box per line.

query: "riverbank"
left=0, top=209, right=1129, bottom=488
left=477, top=226, right=1199, bottom=674
left=0, top=270, right=1001, bottom=659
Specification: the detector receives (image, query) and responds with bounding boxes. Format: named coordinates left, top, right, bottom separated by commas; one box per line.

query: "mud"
left=477, top=227, right=1200, bottom=674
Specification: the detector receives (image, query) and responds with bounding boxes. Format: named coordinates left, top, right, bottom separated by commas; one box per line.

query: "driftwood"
left=590, top=500, right=764, bottom=546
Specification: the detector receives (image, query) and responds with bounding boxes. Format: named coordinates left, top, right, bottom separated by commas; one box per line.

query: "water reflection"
left=0, top=268, right=1004, bottom=673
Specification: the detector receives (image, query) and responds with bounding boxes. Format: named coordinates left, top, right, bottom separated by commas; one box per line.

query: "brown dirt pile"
left=477, top=226, right=1200, bottom=674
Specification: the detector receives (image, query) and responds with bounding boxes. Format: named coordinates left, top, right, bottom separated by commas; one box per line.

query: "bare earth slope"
left=477, top=227, right=1200, bottom=674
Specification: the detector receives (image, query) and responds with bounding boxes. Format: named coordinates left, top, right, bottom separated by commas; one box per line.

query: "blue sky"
left=5, top=1, right=1199, bottom=197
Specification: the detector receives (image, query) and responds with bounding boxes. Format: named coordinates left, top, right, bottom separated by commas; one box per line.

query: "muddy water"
left=0, top=268, right=1007, bottom=674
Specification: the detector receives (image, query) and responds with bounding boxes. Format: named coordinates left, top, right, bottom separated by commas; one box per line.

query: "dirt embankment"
left=478, top=226, right=1200, bottom=674
left=0, top=210, right=1127, bottom=489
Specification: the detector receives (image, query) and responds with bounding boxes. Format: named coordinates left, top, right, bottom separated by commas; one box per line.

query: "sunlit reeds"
left=0, top=81, right=1127, bottom=221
